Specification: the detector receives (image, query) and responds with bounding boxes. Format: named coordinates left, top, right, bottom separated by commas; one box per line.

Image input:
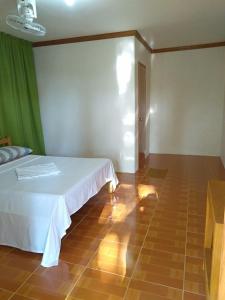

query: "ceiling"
left=1, top=0, right=225, bottom=49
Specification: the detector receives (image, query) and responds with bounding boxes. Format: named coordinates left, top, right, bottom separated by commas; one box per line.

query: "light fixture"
left=65, top=0, right=76, bottom=6
left=6, top=0, right=46, bottom=36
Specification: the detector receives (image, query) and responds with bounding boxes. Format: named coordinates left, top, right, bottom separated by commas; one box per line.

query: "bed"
left=0, top=137, right=118, bottom=267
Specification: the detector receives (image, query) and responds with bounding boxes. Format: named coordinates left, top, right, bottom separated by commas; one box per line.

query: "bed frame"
left=0, top=136, right=12, bottom=146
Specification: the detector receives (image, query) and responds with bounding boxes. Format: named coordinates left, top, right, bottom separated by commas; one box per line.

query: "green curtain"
left=0, top=32, right=45, bottom=154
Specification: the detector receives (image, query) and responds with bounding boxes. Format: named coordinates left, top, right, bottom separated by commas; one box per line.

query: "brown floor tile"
left=88, top=204, right=115, bottom=219
left=66, top=214, right=86, bottom=234
left=17, top=286, right=66, bottom=300
left=184, top=256, right=206, bottom=295
left=188, top=203, right=206, bottom=217
left=151, top=216, right=187, bottom=231
left=0, top=288, right=12, bottom=300
left=156, top=203, right=187, bottom=213
left=187, top=215, right=205, bottom=234
left=95, top=201, right=151, bottom=223
left=17, top=262, right=84, bottom=300
left=63, top=233, right=101, bottom=251
left=143, top=236, right=186, bottom=254
left=76, top=201, right=97, bottom=215
left=0, top=249, right=40, bottom=292
left=136, top=183, right=159, bottom=200
left=133, top=248, right=184, bottom=289
left=125, top=279, right=183, bottom=300
left=188, top=190, right=205, bottom=201
left=72, top=216, right=112, bottom=239
left=60, top=234, right=100, bottom=266
left=69, top=268, right=129, bottom=299
left=125, top=210, right=153, bottom=225
left=104, top=222, right=148, bottom=246
left=1, top=154, right=223, bottom=299
left=0, top=264, right=31, bottom=292
left=0, top=249, right=41, bottom=272
left=10, top=295, right=34, bottom=300
left=90, top=199, right=154, bottom=224
left=186, top=232, right=204, bottom=258
left=147, top=226, right=186, bottom=242
left=34, top=261, right=84, bottom=283
left=183, top=291, right=206, bottom=300
left=0, top=246, right=13, bottom=257
left=88, top=240, right=141, bottom=276
left=154, top=210, right=187, bottom=221
left=159, top=194, right=188, bottom=204
left=60, top=244, right=95, bottom=266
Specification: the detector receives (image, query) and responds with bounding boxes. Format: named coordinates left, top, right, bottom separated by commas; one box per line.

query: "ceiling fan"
left=6, top=0, right=46, bottom=36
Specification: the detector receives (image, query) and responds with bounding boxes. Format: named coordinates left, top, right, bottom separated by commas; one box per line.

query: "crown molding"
left=33, top=30, right=152, bottom=53
left=152, top=41, right=225, bottom=53
left=134, top=31, right=152, bottom=53
left=33, top=30, right=225, bottom=54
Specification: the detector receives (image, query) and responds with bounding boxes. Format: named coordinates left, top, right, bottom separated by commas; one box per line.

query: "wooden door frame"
left=137, top=61, right=147, bottom=169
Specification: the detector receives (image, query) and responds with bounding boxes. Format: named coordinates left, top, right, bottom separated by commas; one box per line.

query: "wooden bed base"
left=108, top=181, right=115, bottom=193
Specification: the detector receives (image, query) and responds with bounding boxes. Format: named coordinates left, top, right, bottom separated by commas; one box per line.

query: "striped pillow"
left=0, top=146, right=32, bottom=165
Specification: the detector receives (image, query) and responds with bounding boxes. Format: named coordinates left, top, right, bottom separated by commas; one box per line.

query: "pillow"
left=0, top=146, right=32, bottom=165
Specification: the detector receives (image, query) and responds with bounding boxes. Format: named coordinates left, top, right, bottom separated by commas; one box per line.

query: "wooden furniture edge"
left=204, top=180, right=225, bottom=300
left=218, top=209, right=225, bottom=300
left=0, top=136, right=12, bottom=146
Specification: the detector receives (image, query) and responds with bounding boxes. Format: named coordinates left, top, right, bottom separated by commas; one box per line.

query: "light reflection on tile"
left=0, top=154, right=224, bottom=299
left=89, top=240, right=140, bottom=277
left=104, top=222, right=148, bottom=246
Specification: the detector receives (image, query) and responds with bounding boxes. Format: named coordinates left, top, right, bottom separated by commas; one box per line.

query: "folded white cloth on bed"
left=16, top=162, right=61, bottom=180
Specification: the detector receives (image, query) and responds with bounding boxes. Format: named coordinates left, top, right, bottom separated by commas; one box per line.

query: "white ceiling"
left=1, top=0, right=225, bottom=49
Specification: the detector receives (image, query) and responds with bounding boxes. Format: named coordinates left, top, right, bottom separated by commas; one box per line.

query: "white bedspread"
left=0, top=155, right=118, bottom=267
left=16, top=162, right=61, bottom=180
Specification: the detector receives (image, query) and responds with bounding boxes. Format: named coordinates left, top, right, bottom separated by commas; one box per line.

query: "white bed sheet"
left=0, top=155, right=118, bottom=267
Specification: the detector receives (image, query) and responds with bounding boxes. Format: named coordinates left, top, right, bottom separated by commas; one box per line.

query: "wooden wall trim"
left=33, top=30, right=152, bottom=53
left=32, top=29, right=225, bottom=54
left=135, top=31, right=152, bottom=53
left=152, top=41, right=225, bottom=53
left=33, top=30, right=137, bottom=47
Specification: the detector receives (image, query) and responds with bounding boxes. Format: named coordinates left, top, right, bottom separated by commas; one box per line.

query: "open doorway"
left=138, top=62, right=147, bottom=169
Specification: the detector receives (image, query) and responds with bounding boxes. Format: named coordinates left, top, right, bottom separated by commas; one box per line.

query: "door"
left=138, top=62, right=147, bottom=169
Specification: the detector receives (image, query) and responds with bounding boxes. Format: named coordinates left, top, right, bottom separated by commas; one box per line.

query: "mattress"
left=0, top=155, right=118, bottom=267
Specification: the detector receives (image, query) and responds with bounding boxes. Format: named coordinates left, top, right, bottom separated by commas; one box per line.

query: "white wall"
left=34, top=37, right=137, bottom=173
left=150, top=47, right=225, bottom=156
left=135, top=39, right=151, bottom=169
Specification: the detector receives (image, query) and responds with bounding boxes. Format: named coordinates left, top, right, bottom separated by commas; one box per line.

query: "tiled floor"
left=0, top=154, right=225, bottom=300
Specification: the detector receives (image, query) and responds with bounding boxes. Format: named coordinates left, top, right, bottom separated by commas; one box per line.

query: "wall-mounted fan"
left=6, top=0, right=46, bottom=36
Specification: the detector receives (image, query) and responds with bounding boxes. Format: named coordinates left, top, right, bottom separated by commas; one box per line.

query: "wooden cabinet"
left=204, top=180, right=225, bottom=300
